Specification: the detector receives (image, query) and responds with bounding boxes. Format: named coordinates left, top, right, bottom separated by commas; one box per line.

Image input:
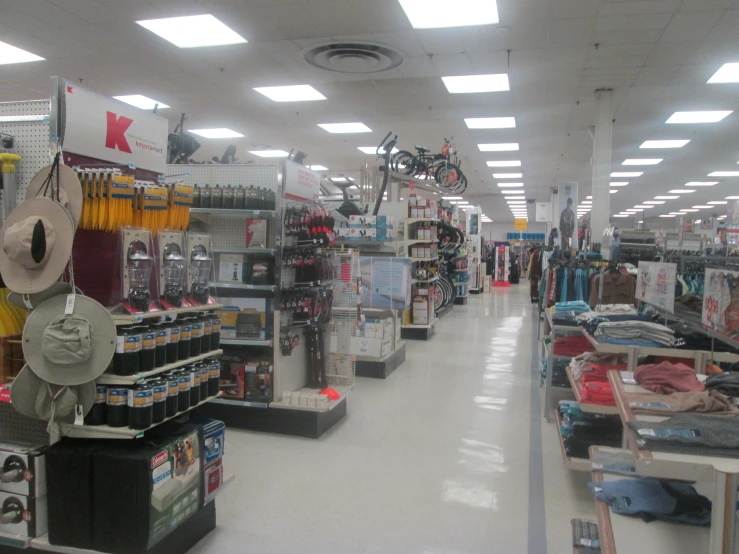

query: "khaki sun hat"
left=10, top=365, right=94, bottom=422
left=0, top=197, right=75, bottom=295
left=26, top=163, right=83, bottom=229
left=23, top=295, right=116, bottom=386
left=7, top=282, right=82, bottom=311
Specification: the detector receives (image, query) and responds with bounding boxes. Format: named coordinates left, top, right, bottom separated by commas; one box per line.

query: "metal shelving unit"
left=96, top=350, right=223, bottom=385
left=190, top=208, right=276, bottom=219
left=109, top=304, right=223, bottom=325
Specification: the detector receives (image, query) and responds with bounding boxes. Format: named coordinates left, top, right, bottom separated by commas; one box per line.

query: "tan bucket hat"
left=26, top=164, right=83, bottom=229
left=7, top=282, right=82, bottom=311
left=0, top=198, right=75, bottom=295
left=23, top=295, right=116, bottom=386
left=10, top=365, right=94, bottom=422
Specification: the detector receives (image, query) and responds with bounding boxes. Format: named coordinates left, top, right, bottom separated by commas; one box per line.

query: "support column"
left=591, top=89, right=613, bottom=241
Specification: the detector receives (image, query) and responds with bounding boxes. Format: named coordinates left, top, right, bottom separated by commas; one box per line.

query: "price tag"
left=128, top=162, right=136, bottom=169
left=65, top=294, right=76, bottom=315
left=74, top=404, right=84, bottom=426
left=253, top=210, right=260, bottom=215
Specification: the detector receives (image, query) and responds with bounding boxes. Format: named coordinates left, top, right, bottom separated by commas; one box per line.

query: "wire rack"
left=326, top=312, right=356, bottom=386
left=331, top=251, right=361, bottom=308
left=0, top=404, right=50, bottom=445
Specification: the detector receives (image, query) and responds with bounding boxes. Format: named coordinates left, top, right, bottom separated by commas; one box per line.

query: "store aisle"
left=191, top=287, right=558, bottom=553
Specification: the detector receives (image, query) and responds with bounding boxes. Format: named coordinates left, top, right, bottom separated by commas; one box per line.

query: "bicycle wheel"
left=434, top=283, right=444, bottom=312
left=434, top=162, right=462, bottom=188
left=392, top=151, right=415, bottom=174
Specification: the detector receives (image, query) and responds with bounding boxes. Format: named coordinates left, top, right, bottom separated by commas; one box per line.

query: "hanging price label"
left=702, top=267, right=739, bottom=340
left=636, top=262, right=676, bottom=313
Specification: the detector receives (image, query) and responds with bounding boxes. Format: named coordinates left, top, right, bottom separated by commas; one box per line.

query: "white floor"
left=190, top=286, right=596, bottom=553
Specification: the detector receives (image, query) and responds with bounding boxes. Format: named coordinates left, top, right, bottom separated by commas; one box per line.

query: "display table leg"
left=709, top=470, right=737, bottom=554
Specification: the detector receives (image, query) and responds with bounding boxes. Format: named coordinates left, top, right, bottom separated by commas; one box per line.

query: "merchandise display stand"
left=542, top=308, right=583, bottom=423
left=606, top=372, right=737, bottom=553
left=194, top=162, right=352, bottom=438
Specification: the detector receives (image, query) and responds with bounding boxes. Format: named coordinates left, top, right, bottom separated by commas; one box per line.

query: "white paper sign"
left=636, top=261, right=677, bottom=313
left=702, top=267, right=739, bottom=340
left=59, top=79, right=168, bottom=173
left=536, top=202, right=551, bottom=223
left=284, top=161, right=320, bottom=202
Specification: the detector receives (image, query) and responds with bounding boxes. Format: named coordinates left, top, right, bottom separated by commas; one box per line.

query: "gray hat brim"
left=7, top=283, right=82, bottom=311
left=23, top=295, right=116, bottom=386
left=10, top=365, right=95, bottom=422
left=27, top=164, right=83, bottom=229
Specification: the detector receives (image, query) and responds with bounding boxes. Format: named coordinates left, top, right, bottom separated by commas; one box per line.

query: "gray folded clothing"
left=628, top=414, right=739, bottom=459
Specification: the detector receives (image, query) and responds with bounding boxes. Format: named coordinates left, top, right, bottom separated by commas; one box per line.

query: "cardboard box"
left=0, top=491, right=47, bottom=538
left=203, top=459, right=224, bottom=504
left=201, top=420, right=225, bottom=467
left=484, top=276, right=492, bottom=293
left=350, top=336, right=392, bottom=358
left=0, top=443, right=46, bottom=497
left=217, top=298, right=267, bottom=339
left=413, top=296, right=430, bottom=325
left=360, top=317, right=392, bottom=339
left=217, top=254, right=245, bottom=283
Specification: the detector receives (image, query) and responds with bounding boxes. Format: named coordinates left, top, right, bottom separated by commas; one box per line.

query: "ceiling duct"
left=302, top=41, right=404, bottom=74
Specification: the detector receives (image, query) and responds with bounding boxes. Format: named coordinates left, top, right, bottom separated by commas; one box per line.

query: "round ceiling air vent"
left=302, top=42, right=404, bottom=74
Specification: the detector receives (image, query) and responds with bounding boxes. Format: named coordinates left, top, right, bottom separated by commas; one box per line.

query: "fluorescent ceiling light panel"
left=487, top=160, right=521, bottom=167
left=398, top=0, right=499, bottom=28
left=442, top=196, right=463, bottom=200
left=114, top=95, right=169, bottom=110
left=623, top=158, right=662, bottom=165
left=318, top=123, right=371, bottom=133
left=249, top=150, right=289, bottom=158
left=0, top=115, right=47, bottom=122
left=610, top=182, right=629, bottom=187
left=708, top=201, right=728, bottom=205
left=254, top=85, right=325, bottom=102
left=693, top=205, right=713, bottom=209
left=442, top=74, right=509, bottom=94
left=0, top=41, right=44, bottom=65
left=726, top=196, right=739, bottom=200
left=136, top=15, right=247, bottom=48
left=708, top=63, right=739, bottom=84
left=640, top=140, right=690, bottom=149
left=659, top=215, right=676, bottom=218
left=582, top=200, right=592, bottom=204
left=643, top=201, right=665, bottom=204
left=689, top=181, right=720, bottom=186
left=497, top=183, right=523, bottom=187
left=505, top=196, right=526, bottom=200
left=308, top=165, right=328, bottom=171
left=507, top=201, right=526, bottom=205
left=666, top=111, right=732, bottom=124
left=478, top=143, right=519, bottom=152
left=493, top=173, right=523, bottom=179
left=695, top=220, right=703, bottom=224
left=611, top=172, right=643, bottom=177
left=613, top=215, right=629, bottom=218
left=586, top=196, right=592, bottom=200
left=634, top=205, right=654, bottom=209
left=610, top=190, right=618, bottom=194
left=188, top=128, right=243, bottom=139
left=680, top=209, right=699, bottom=212
left=502, top=190, right=525, bottom=195
left=670, top=189, right=695, bottom=193
left=669, top=212, right=684, bottom=215
left=465, top=117, right=516, bottom=129
left=709, top=172, right=739, bottom=177
left=655, top=196, right=679, bottom=200
left=455, top=201, right=470, bottom=205
left=357, top=146, right=398, bottom=154
left=331, top=177, right=348, bottom=183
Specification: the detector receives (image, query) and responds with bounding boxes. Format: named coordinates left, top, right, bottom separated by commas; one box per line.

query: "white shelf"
left=406, top=217, right=440, bottom=224
left=208, top=282, right=275, bottom=292
left=405, top=239, right=435, bottom=245
left=190, top=208, right=276, bottom=219
left=211, top=247, right=275, bottom=255
left=110, top=304, right=223, bottom=324
left=270, top=384, right=353, bottom=413
left=0, top=530, right=30, bottom=549
left=210, top=398, right=269, bottom=408
left=57, top=394, right=222, bottom=439
left=411, top=276, right=439, bottom=284
left=410, top=257, right=436, bottom=262
left=219, top=339, right=272, bottom=347
left=96, top=349, right=223, bottom=385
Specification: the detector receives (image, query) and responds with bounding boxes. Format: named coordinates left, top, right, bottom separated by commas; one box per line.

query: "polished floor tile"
left=190, top=286, right=594, bottom=554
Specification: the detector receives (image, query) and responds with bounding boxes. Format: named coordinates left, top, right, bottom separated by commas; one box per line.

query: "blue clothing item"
left=574, top=268, right=589, bottom=302
left=555, top=301, right=590, bottom=313
left=589, top=478, right=711, bottom=525
left=560, top=270, right=569, bottom=303
left=596, top=337, right=663, bottom=347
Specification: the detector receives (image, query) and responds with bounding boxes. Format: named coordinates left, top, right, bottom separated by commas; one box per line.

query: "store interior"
left=0, top=1, right=738, bottom=554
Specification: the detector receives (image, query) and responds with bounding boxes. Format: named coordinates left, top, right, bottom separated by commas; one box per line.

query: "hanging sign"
left=702, top=268, right=739, bottom=341
left=56, top=78, right=168, bottom=174
left=514, top=218, right=527, bottom=231
left=284, top=160, right=320, bottom=202
left=654, top=229, right=666, bottom=248
left=636, top=261, right=677, bottom=313
left=536, top=202, right=551, bottom=223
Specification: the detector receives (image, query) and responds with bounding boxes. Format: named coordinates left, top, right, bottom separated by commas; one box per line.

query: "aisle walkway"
left=192, top=286, right=589, bottom=553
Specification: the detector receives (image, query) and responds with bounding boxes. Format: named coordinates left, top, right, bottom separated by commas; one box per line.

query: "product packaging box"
left=200, top=419, right=225, bottom=467
left=244, top=360, right=273, bottom=403
left=217, top=298, right=267, bottom=339
left=219, top=355, right=246, bottom=399
left=0, top=442, right=46, bottom=497
left=359, top=257, right=411, bottom=310
left=413, top=296, right=430, bottom=325
left=350, top=336, right=392, bottom=358
left=0, top=490, right=47, bottom=538
left=93, top=429, right=203, bottom=553
left=203, top=458, right=223, bottom=504
left=359, top=317, right=392, bottom=339
left=217, top=254, right=245, bottom=283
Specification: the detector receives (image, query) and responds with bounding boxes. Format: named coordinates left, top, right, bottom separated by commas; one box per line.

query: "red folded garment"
left=634, top=361, right=705, bottom=395
left=578, top=363, right=628, bottom=405
left=554, top=335, right=594, bottom=357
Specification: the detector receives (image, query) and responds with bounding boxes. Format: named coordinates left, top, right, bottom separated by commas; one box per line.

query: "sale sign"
left=636, top=261, right=677, bottom=313
left=702, top=268, right=739, bottom=340
left=57, top=78, right=168, bottom=174
left=284, top=160, right=320, bottom=202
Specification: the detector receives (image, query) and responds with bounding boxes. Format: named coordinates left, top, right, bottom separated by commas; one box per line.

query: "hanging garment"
left=588, top=273, right=636, bottom=308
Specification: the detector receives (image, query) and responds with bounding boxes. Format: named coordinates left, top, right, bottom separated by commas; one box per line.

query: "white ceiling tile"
left=595, top=13, right=673, bottom=31
left=547, top=18, right=595, bottom=47
left=660, top=11, right=727, bottom=42
left=546, top=0, right=601, bottom=18
left=645, top=41, right=701, bottom=66
left=592, top=29, right=665, bottom=44
left=632, top=66, right=681, bottom=86
left=599, top=1, right=681, bottom=15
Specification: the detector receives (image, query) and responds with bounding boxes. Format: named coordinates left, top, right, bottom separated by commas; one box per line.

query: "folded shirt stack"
left=626, top=390, right=738, bottom=416
left=634, top=361, right=704, bottom=394
left=560, top=401, right=623, bottom=458
left=553, top=335, right=595, bottom=357
left=628, top=414, right=739, bottom=459
left=589, top=477, right=711, bottom=526
left=576, top=313, right=655, bottom=337
left=594, top=320, right=676, bottom=347
left=705, top=372, right=739, bottom=397
left=552, top=301, right=592, bottom=326
left=579, top=362, right=629, bottom=406
left=570, top=352, right=626, bottom=381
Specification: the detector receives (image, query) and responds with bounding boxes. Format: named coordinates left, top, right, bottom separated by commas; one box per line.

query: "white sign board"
left=536, top=202, right=551, bottom=223
left=636, top=261, right=677, bottom=313
left=284, top=161, right=320, bottom=202
left=702, top=268, right=739, bottom=341
left=58, top=79, right=168, bottom=174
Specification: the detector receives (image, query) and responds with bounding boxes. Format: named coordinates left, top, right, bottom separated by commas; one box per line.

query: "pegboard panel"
left=273, top=311, right=309, bottom=401
left=0, top=100, right=52, bottom=208
left=0, top=404, right=50, bottom=445
left=166, top=164, right=280, bottom=193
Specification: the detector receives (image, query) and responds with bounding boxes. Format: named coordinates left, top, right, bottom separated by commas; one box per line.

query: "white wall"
left=480, top=222, right=547, bottom=241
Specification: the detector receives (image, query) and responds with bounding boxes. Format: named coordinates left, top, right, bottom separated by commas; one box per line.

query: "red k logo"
left=105, top=111, right=133, bottom=153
